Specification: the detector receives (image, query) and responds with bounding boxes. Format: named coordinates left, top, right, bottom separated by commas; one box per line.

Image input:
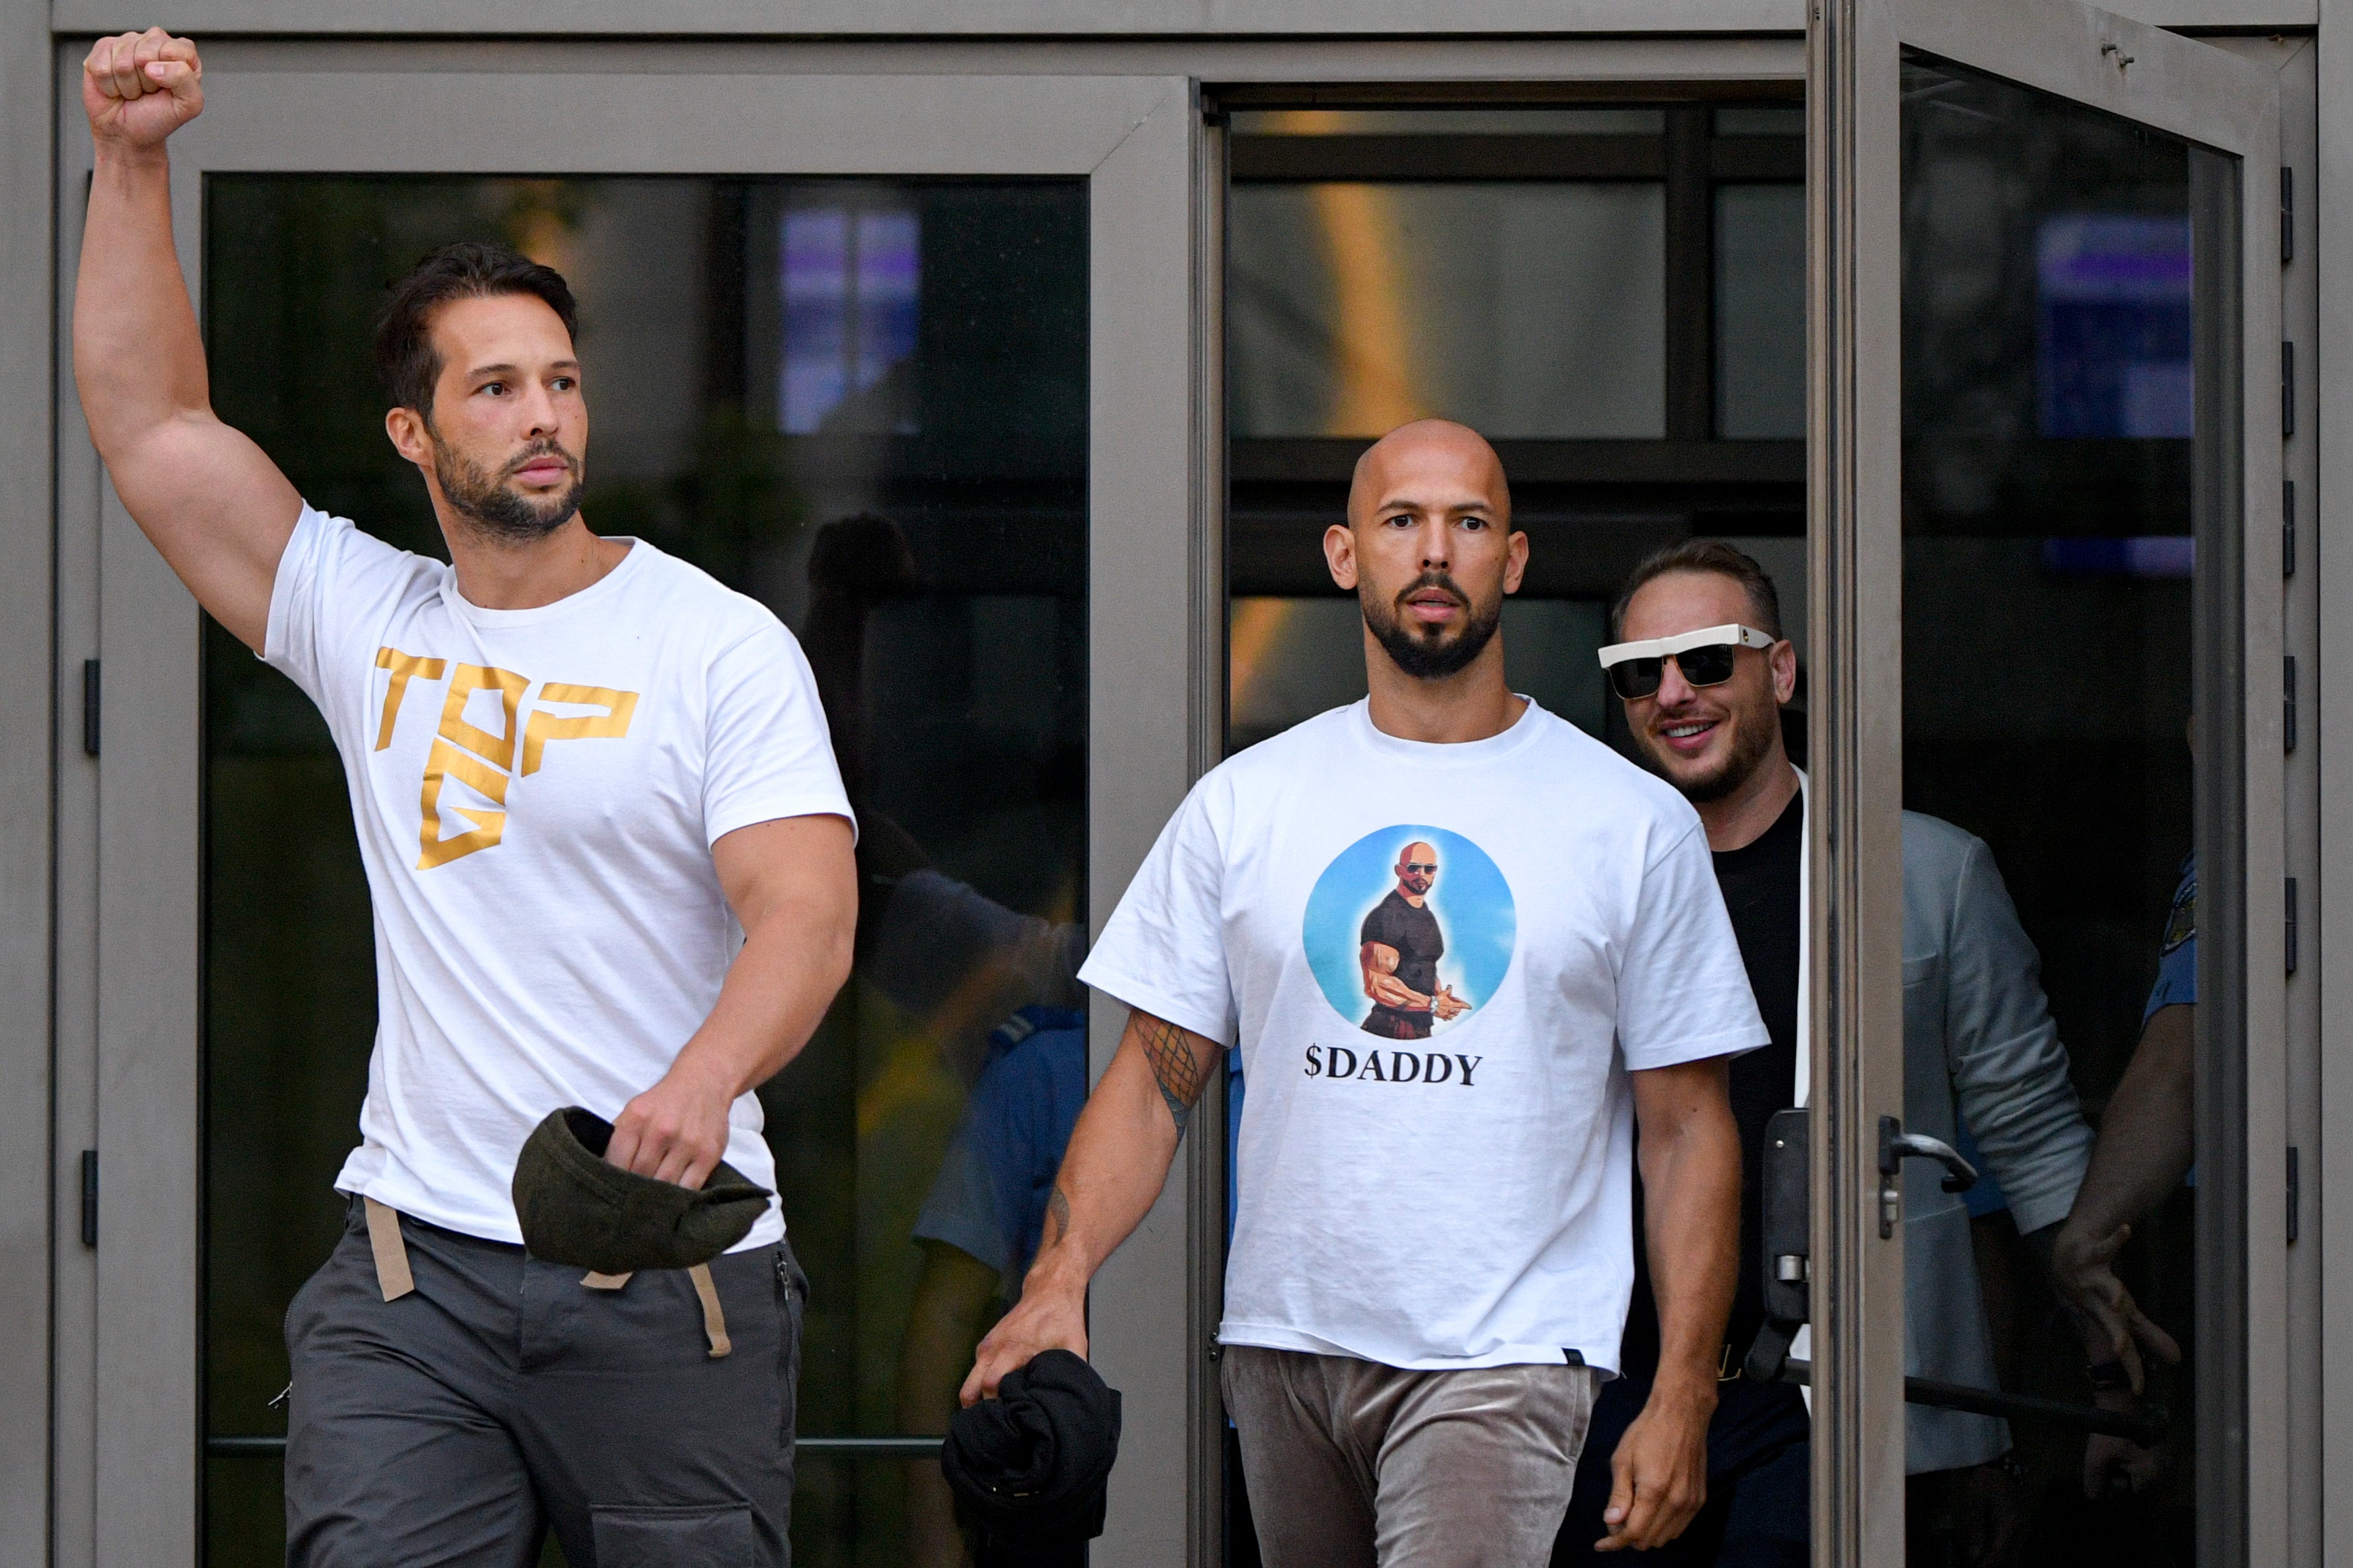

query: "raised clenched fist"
left=83, top=28, right=203, bottom=151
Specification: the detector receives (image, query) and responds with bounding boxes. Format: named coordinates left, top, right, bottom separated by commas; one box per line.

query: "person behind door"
left=75, top=32, right=855, bottom=1565
left=964, top=419, right=1761, bottom=1566
left=1563, top=541, right=2117, bottom=1567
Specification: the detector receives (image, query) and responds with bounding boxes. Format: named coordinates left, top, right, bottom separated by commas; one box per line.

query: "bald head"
left=1322, top=417, right=1526, bottom=685
left=1349, top=419, right=1512, bottom=528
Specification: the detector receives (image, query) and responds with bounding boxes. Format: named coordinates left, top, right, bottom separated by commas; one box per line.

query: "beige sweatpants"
left=1220, top=1344, right=1599, bottom=1568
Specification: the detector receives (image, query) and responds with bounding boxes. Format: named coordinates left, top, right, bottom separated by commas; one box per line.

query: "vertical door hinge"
left=79, top=1150, right=98, bottom=1248
left=2282, top=168, right=2295, bottom=263
left=2285, top=479, right=2297, bottom=577
left=2285, top=656, right=2298, bottom=753
left=2288, top=1146, right=2302, bottom=1243
left=81, top=659, right=100, bottom=759
left=2283, top=341, right=2296, bottom=436
left=2287, top=877, right=2300, bottom=976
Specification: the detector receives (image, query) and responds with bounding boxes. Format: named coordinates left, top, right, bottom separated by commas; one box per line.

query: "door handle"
left=1878, top=1115, right=1977, bottom=1238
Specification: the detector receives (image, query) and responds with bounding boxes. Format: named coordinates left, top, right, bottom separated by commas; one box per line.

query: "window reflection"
left=1899, top=52, right=2215, bottom=1561
left=1228, top=182, right=1667, bottom=439
left=781, top=205, right=923, bottom=434
left=1716, top=183, right=1806, bottom=439
left=201, top=174, right=1087, bottom=1568
left=1229, top=107, right=1669, bottom=137
left=2036, top=215, right=2194, bottom=439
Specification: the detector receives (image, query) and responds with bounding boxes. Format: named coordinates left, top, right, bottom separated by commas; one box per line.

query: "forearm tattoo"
left=1138, top=1012, right=1212, bottom=1138
left=1044, top=1186, right=1072, bottom=1251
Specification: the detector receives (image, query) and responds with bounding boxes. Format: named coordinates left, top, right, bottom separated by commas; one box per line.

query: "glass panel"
left=1897, top=54, right=2231, bottom=1561
left=201, top=174, right=1088, bottom=1567
left=1714, top=104, right=1806, bottom=137
left=1226, top=596, right=1609, bottom=753
left=1228, top=107, right=1667, bottom=137
left=1715, top=183, right=1807, bottom=439
left=1227, top=182, right=1666, bottom=438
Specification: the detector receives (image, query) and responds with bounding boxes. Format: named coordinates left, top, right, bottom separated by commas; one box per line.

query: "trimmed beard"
left=1362, top=570, right=1503, bottom=681
left=1637, top=702, right=1778, bottom=803
left=432, top=431, right=585, bottom=544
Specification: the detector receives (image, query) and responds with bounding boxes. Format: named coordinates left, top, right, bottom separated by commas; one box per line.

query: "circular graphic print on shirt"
left=1302, top=825, right=1516, bottom=1040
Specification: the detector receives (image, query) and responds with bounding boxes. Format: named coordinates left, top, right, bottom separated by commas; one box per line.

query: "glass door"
left=1809, top=5, right=2282, bottom=1565
left=59, top=62, right=1207, bottom=1568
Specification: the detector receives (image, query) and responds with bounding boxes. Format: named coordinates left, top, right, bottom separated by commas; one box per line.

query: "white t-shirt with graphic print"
left=264, top=505, right=852, bottom=1249
left=1078, top=699, right=1764, bottom=1373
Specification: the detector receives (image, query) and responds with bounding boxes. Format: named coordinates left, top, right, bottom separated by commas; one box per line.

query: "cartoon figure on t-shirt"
left=1304, top=824, right=1516, bottom=1040
left=1357, top=840, right=1471, bottom=1039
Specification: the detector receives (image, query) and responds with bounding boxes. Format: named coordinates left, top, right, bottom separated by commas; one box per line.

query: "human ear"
left=1323, top=523, right=1359, bottom=591
left=384, top=406, right=431, bottom=469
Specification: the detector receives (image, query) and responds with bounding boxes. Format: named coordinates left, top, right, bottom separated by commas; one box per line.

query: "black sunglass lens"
left=1609, top=658, right=1665, bottom=700
left=1676, top=645, right=1739, bottom=687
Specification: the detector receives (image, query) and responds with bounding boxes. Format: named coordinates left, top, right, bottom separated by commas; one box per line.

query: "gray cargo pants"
left=1222, top=1344, right=1599, bottom=1568
left=284, top=1195, right=804, bottom=1567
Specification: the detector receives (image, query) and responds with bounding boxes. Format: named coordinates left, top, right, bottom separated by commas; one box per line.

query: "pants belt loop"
left=362, top=1196, right=415, bottom=1303
left=688, top=1263, right=732, bottom=1359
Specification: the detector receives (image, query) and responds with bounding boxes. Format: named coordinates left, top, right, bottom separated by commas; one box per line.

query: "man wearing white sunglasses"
left=1559, top=541, right=2126, bottom=1567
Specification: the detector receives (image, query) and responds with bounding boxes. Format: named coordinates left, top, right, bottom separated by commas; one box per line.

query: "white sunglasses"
left=1596, top=623, right=1777, bottom=700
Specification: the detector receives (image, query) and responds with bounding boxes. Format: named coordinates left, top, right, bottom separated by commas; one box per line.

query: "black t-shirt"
left=1360, top=888, right=1444, bottom=997
left=1619, top=789, right=1803, bottom=1375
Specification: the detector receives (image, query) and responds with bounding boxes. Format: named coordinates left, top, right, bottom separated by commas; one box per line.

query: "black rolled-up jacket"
left=941, top=1349, right=1121, bottom=1568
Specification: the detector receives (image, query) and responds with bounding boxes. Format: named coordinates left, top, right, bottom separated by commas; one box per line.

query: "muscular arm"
left=2065, top=1004, right=2195, bottom=1246
left=604, top=813, right=857, bottom=1185
left=1359, top=941, right=1430, bottom=1011
left=73, top=30, right=300, bottom=654
left=959, top=1006, right=1220, bottom=1404
left=1599, top=1056, right=1741, bottom=1553
left=2049, top=1004, right=2193, bottom=1389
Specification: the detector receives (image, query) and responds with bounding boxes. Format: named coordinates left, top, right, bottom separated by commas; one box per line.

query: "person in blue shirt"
left=912, top=1007, right=1092, bottom=1289
left=899, top=1007, right=1090, bottom=1566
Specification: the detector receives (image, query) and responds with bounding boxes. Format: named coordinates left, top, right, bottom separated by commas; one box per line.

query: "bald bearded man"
left=964, top=421, right=1756, bottom=1565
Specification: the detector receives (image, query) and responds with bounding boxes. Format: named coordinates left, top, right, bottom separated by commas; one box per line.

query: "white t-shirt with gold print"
left=265, top=505, right=851, bottom=1248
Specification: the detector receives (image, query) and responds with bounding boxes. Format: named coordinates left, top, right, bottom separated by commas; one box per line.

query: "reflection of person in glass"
left=796, top=513, right=1088, bottom=1567
left=1358, top=840, right=1471, bottom=1037
left=1564, top=541, right=2107, bottom=1568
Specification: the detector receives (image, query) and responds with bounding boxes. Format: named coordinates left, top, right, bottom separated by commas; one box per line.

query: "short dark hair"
left=374, top=242, right=579, bottom=419
left=1607, top=539, right=1784, bottom=642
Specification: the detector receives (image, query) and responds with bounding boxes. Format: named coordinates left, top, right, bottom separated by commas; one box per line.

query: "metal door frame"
left=44, top=32, right=1831, bottom=1568
left=1806, top=5, right=2283, bottom=1563
left=22, top=9, right=2323, bottom=1568
left=49, top=57, right=1205, bottom=1567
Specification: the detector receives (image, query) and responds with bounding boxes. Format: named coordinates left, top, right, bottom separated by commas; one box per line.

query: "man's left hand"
left=1596, top=1379, right=1712, bottom=1551
left=606, top=1060, right=737, bottom=1189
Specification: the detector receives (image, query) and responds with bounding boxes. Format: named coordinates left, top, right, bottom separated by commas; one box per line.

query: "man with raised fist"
left=76, top=30, right=857, bottom=1565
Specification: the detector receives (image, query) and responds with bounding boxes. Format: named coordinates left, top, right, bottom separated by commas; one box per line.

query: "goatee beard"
left=1362, top=570, right=1502, bottom=681
left=1637, top=708, right=1776, bottom=803
left=433, top=435, right=585, bottom=544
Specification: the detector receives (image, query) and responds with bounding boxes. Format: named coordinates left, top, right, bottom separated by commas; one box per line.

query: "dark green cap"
left=512, top=1107, right=773, bottom=1274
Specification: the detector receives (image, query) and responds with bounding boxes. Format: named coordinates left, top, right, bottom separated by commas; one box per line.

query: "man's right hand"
left=959, top=1274, right=1087, bottom=1407
left=76, top=22, right=300, bottom=654
left=952, top=1006, right=1212, bottom=1406
left=84, top=30, right=204, bottom=151
left=2049, top=1217, right=2179, bottom=1394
